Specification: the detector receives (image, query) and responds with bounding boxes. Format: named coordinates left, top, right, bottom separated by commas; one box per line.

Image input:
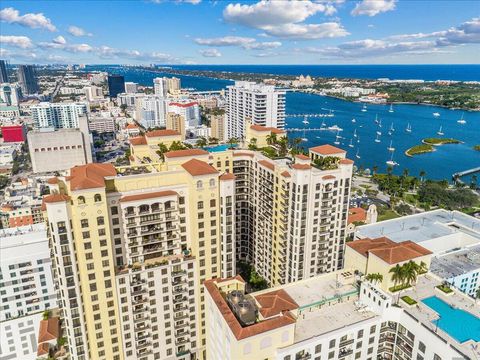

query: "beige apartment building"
left=42, top=132, right=353, bottom=360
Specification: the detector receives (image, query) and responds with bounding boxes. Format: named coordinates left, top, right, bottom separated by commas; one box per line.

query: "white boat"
left=405, top=123, right=412, bottom=133
left=352, top=118, right=356, bottom=123
left=389, top=123, right=395, bottom=132
left=376, top=131, right=382, bottom=136
left=437, top=126, right=444, bottom=136
left=378, top=119, right=382, bottom=128
left=387, top=140, right=395, bottom=152
left=353, top=129, right=357, bottom=138
left=334, top=131, right=341, bottom=145
left=375, top=133, right=381, bottom=143
left=361, top=104, right=367, bottom=112
left=388, top=104, right=394, bottom=113
left=302, top=119, right=309, bottom=125
left=357, top=136, right=360, bottom=144
left=457, top=112, right=466, bottom=124
left=321, top=120, right=326, bottom=128
left=355, top=149, right=361, bottom=159
left=301, top=138, right=308, bottom=142
left=328, top=125, right=343, bottom=131
left=374, top=114, right=379, bottom=124
left=348, top=139, right=354, bottom=148
left=386, top=151, right=398, bottom=166
left=433, top=112, right=440, bottom=117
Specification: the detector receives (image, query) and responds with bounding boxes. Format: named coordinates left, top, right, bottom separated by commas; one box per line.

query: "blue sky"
left=1, top=0, right=479, bottom=64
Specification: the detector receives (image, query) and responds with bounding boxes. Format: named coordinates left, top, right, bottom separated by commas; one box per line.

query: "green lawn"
left=436, top=285, right=453, bottom=294
left=378, top=210, right=400, bottom=222
left=401, top=295, right=417, bottom=306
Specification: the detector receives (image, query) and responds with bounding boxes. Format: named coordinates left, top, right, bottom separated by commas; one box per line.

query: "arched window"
left=94, top=194, right=102, bottom=202
left=78, top=196, right=85, bottom=204
left=209, top=179, right=215, bottom=187
left=260, top=337, right=272, bottom=349
left=196, top=180, right=203, bottom=189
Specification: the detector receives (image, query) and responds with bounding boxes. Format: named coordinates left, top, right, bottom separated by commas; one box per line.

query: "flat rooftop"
left=356, top=210, right=480, bottom=248
left=430, top=245, right=480, bottom=279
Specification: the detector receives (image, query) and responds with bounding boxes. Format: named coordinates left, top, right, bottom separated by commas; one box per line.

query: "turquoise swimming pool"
left=421, top=296, right=480, bottom=343
left=203, top=144, right=237, bottom=152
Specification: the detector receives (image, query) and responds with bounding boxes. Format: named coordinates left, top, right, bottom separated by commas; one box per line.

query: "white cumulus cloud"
left=351, top=0, right=396, bottom=17
left=0, top=7, right=56, bottom=31
left=53, top=35, right=67, bottom=45
left=195, top=36, right=256, bottom=46
left=0, top=35, right=33, bottom=49
left=262, top=22, right=349, bottom=39
left=199, top=48, right=222, bottom=57
left=68, top=25, right=93, bottom=37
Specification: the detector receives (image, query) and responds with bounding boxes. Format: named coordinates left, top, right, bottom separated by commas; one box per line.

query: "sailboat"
left=321, top=119, right=326, bottom=128
left=437, top=126, right=444, bottom=136
left=352, top=118, right=356, bottom=123
left=378, top=118, right=382, bottom=128
left=361, top=104, right=367, bottom=112
left=348, top=138, right=354, bottom=148
left=387, top=140, right=395, bottom=152
left=405, top=123, right=412, bottom=133
left=353, top=129, right=357, bottom=138
left=374, top=114, right=379, bottom=124
left=457, top=113, right=466, bottom=124
left=334, top=131, right=341, bottom=145
left=376, top=130, right=382, bottom=136
left=433, top=112, right=440, bottom=117
left=386, top=150, right=398, bottom=166
left=355, top=148, right=361, bottom=159
left=375, top=133, right=381, bottom=143
left=388, top=104, right=394, bottom=113
left=357, top=135, right=360, bottom=144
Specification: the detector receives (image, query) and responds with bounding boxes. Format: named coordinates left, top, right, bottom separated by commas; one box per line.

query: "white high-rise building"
left=0, top=224, right=57, bottom=360
left=31, top=102, right=89, bottom=129
left=124, top=82, right=138, bottom=94
left=0, top=83, right=22, bottom=106
left=153, top=77, right=181, bottom=97
left=135, top=95, right=168, bottom=128
left=225, top=81, right=286, bottom=140
left=168, top=101, right=200, bottom=129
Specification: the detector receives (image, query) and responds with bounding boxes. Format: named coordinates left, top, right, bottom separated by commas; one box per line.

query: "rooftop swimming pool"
left=421, top=296, right=480, bottom=343
left=203, top=144, right=237, bottom=152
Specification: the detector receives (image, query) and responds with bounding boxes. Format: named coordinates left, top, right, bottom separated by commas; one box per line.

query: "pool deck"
left=397, top=274, right=480, bottom=359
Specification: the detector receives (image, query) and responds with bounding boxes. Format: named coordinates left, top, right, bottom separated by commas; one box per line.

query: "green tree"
left=227, top=137, right=238, bottom=149
left=169, top=141, right=187, bottom=151
left=155, top=142, right=169, bottom=162
left=389, top=264, right=405, bottom=291
left=277, top=136, right=289, bottom=157
left=372, top=165, right=379, bottom=176
left=248, top=137, right=258, bottom=150
left=266, top=133, right=277, bottom=146
left=365, top=273, right=383, bottom=284
left=196, top=137, right=208, bottom=148
left=419, top=170, right=426, bottom=182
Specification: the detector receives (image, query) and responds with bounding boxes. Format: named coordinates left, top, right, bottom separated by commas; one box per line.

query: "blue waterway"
left=86, top=65, right=480, bottom=181
left=170, top=64, right=480, bottom=82
left=422, top=296, right=480, bottom=343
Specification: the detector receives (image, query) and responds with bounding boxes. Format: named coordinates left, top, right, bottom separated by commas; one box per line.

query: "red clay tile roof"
left=181, top=159, right=218, bottom=176
left=43, top=194, right=71, bottom=203
left=126, top=123, right=139, bottom=129
left=291, top=163, right=311, bottom=170
left=370, top=241, right=432, bottom=265
left=322, top=175, right=336, bottom=180
left=219, top=173, right=236, bottom=181
left=255, top=289, right=299, bottom=318
left=347, top=237, right=432, bottom=264
left=146, top=129, right=180, bottom=137
left=250, top=125, right=285, bottom=134
left=281, top=171, right=291, bottom=177
left=340, top=158, right=354, bottom=165
left=164, top=149, right=209, bottom=158
left=37, top=342, right=50, bottom=356
left=204, top=279, right=296, bottom=341
left=295, top=154, right=310, bottom=160
left=129, top=136, right=147, bottom=145
left=233, top=152, right=254, bottom=157
left=120, top=190, right=177, bottom=202
left=38, top=318, right=59, bottom=343
left=310, top=144, right=346, bottom=155
left=69, top=163, right=116, bottom=191
left=47, top=177, right=58, bottom=184
left=347, top=207, right=367, bottom=224
left=258, top=160, right=275, bottom=171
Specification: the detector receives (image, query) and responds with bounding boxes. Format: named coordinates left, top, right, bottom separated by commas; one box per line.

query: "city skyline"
left=0, top=0, right=479, bottom=65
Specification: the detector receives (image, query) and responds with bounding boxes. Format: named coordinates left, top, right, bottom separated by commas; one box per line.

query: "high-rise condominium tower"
left=108, top=74, right=126, bottom=98
left=0, top=59, right=8, bottom=83
left=17, top=65, right=39, bottom=95
left=225, top=81, right=286, bottom=140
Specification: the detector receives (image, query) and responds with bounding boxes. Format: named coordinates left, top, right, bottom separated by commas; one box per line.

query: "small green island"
left=474, top=145, right=480, bottom=151
left=406, top=138, right=461, bottom=157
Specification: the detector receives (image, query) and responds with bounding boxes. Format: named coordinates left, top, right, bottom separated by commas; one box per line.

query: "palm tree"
left=403, top=261, right=419, bottom=288
left=372, top=165, right=379, bottom=176
left=277, top=136, right=289, bottom=156
left=389, top=264, right=405, bottom=292
left=156, top=142, right=169, bottom=162
left=266, top=133, right=277, bottom=146
left=419, top=170, right=426, bottom=182
left=196, top=137, right=208, bottom=148
left=365, top=273, right=384, bottom=285
left=227, top=137, right=238, bottom=149
left=248, top=137, right=258, bottom=150
left=418, top=261, right=428, bottom=274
